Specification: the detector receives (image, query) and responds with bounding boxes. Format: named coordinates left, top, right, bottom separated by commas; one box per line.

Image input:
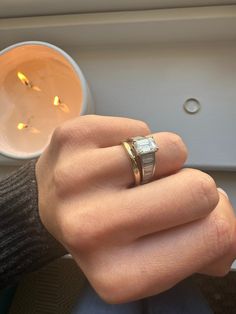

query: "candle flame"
left=17, top=72, right=31, bottom=86
left=54, top=96, right=61, bottom=106
left=17, top=71, right=41, bottom=91
left=53, top=96, right=70, bottom=113
left=17, top=122, right=28, bottom=130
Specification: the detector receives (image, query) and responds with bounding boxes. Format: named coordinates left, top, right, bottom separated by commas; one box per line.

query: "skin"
left=36, top=115, right=236, bottom=304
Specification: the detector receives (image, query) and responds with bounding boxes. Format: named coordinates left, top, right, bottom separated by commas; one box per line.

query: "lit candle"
left=17, top=122, right=28, bottom=130
left=0, top=41, right=93, bottom=163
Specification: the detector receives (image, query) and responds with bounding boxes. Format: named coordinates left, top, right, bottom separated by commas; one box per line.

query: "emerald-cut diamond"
left=133, top=136, right=158, bottom=155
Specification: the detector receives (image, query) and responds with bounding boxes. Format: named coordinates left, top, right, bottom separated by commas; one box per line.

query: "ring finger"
left=104, top=131, right=188, bottom=188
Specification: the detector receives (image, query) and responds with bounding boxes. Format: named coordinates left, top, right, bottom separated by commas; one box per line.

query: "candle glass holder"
left=0, top=41, right=93, bottom=163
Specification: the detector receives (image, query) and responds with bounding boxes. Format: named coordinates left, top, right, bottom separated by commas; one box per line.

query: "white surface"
left=0, top=6, right=236, bottom=168
left=1, top=6, right=236, bottom=49
left=0, top=0, right=235, bottom=18
left=67, top=42, right=236, bottom=170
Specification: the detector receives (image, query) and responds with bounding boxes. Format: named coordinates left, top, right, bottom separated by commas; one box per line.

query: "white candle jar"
left=0, top=41, right=94, bottom=164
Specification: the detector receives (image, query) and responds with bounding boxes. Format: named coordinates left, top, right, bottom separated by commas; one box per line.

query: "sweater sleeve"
left=0, top=160, right=66, bottom=290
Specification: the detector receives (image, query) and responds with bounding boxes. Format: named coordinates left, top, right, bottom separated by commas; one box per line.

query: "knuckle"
left=188, top=170, right=219, bottom=213
left=52, top=164, right=69, bottom=197
left=199, top=173, right=219, bottom=210
left=92, top=271, right=127, bottom=304
left=52, top=124, right=71, bottom=145
left=207, top=214, right=233, bottom=258
left=167, top=132, right=188, bottom=163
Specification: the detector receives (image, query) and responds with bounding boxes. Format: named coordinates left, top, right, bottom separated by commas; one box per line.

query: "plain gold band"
left=122, top=141, right=141, bottom=186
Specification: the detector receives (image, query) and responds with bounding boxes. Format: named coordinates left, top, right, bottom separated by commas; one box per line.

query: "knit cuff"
left=0, top=160, right=66, bottom=289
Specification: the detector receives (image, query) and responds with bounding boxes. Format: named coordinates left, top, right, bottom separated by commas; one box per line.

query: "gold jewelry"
left=122, top=141, right=141, bottom=186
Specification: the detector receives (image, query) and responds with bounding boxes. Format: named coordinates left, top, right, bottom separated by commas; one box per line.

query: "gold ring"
left=122, top=141, right=141, bottom=186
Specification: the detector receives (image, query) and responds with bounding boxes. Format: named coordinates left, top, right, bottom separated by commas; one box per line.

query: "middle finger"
left=102, top=168, right=219, bottom=242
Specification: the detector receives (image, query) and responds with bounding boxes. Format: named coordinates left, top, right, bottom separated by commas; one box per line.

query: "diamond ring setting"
left=123, top=135, right=158, bottom=185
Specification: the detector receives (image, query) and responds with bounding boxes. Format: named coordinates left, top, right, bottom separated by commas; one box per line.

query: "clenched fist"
left=36, top=115, right=236, bottom=303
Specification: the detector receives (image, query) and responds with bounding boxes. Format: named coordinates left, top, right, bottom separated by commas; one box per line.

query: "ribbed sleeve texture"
left=0, top=160, right=66, bottom=290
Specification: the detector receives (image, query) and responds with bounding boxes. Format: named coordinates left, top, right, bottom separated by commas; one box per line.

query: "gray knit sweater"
left=0, top=160, right=66, bottom=290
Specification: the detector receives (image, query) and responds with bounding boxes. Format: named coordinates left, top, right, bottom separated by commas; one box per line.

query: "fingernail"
left=217, top=187, right=229, bottom=199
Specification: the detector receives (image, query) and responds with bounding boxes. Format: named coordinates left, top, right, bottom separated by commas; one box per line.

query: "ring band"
left=122, top=141, right=141, bottom=186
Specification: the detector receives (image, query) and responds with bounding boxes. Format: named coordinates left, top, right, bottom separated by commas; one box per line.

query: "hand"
left=36, top=115, right=236, bottom=303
